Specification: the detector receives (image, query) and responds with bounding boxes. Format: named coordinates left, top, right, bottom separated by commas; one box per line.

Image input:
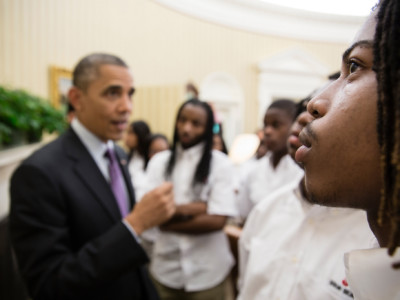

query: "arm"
left=175, top=202, right=207, bottom=217
left=159, top=201, right=227, bottom=234
left=160, top=214, right=227, bottom=234
left=9, top=165, right=149, bottom=299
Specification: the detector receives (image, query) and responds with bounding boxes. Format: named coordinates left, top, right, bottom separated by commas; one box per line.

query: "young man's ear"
left=68, top=86, right=81, bottom=111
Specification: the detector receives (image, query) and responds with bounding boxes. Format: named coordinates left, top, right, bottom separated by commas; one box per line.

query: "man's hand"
left=125, top=182, right=175, bottom=235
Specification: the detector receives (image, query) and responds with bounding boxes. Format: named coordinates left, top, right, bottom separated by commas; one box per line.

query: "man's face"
left=263, top=108, right=293, bottom=155
left=72, top=64, right=134, bottom=142
left=176, top=104, right=207, bottom=149
left=295, top=11, right=381, bottom=211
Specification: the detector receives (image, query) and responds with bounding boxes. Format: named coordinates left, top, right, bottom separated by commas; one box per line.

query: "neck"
left=270, top=149, right=287, bottom=169
left=298, top=177, right=309, bottom=200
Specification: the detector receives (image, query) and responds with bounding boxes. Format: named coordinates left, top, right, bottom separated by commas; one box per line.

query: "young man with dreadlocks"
left=238, top=92, right=374, bottom=300
left=296, top=1, right=400, bottom=298
left=142, top=98, right=238, bottom=299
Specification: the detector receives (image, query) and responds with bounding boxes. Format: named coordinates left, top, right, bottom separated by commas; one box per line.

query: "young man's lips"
left=298, top=130, right=312, bottom=148
left=295, top=130, right=312, bottom=163
left=295, top=145, right=310, bottom=163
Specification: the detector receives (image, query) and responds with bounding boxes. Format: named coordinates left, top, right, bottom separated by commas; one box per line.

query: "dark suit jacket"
left=9, top=128, right=159, bottom=300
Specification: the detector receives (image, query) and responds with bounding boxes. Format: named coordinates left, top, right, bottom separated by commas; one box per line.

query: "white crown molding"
left=152, top=0, right=367, bottom=44
left=257, top=47, right=329, bottom=123
left=258, top=47, right=330, bottom=76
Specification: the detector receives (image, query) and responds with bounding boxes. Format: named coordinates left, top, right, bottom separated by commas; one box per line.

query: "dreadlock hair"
left=374, top=0, right=400, bottom=255
left=166, top=98, right=214, bottom=186
left=127, top=120, right=151, bottom=165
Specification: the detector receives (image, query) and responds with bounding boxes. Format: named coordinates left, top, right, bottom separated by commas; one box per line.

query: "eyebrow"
left=342, top=40, right=374, bottom=62
left=102, top=85, right=135, bottom=96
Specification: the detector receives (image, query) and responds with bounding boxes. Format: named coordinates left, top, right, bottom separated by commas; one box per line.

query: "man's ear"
left=68, top=87, right=81, bottom=111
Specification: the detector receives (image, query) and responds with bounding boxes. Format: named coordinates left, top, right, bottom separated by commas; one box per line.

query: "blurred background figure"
left=254, top=128, right=268, bottom=160
left=185, top=82, right=199, bottom=100
left=124, top=120, right=151, bottom=191
left=145, top=133, right=170, bottom=169
left=236, top=99, right=301, bottom=222
left=212, top=123, right=228, bottom=154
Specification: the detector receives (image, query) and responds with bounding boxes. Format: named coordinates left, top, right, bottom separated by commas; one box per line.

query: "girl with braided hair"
left=295, top=0, right=400, bottom=298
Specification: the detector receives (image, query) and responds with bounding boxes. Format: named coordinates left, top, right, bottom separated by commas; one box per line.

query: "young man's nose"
left=264, top=126, right=274, bottom=136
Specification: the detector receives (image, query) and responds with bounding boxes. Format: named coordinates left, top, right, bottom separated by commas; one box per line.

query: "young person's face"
left=149, top=138, right=169, bottom=158
left=213, top=134, right=224, bottom=152
left=70, top=64, right=134, bottom=142
left=287, top=109, right=313, bottom=161
left=124, top=127, right=138, bottom=150
left=296, top=11, right=381, bottom=212
left=263, top=108, right=293, bottom=155
left=176, top=104, right=208, bottom=149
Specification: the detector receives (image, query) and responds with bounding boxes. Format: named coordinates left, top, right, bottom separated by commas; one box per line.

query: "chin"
left=304, top=180, right=342, bottom=207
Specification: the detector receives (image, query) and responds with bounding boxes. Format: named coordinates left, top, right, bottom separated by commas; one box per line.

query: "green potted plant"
left=0, top=86, right=67, bottom=149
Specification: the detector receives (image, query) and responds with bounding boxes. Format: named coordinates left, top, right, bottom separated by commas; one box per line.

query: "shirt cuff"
left=122, top=219, right=142, bottom=243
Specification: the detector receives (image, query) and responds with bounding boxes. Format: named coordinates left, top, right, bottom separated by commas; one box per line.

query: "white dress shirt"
left=345, top=247, right=400, bottom=300
left=144, top=142, right=238, bottom=291
left=71, top=118, right=135, bottom=237
left=71, top=118, right=111, bottom=181
left=127, top=152, right=147, bottom=192
left=236, top=152, right=303, bottom=219
left=238, top=180, right=376, bottom=300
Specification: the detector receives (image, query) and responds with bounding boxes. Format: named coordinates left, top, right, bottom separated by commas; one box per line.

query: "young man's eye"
left=272, top=122, right=280, bottom=129
left=348, top=61, right=360, bottom=74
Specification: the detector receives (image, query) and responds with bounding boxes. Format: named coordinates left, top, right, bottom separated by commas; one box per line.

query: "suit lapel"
left=63, top=129, right=122, bottom=221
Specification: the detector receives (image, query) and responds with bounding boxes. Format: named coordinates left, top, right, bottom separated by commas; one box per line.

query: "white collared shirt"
left=143, top=143, right=238, bottom=291
left=236, top=152, right=303, bottom=219
left=127, top=152, right=147, bottom=193
left=345, top=247, right=400, bottom=300
left=238, top=181, right=376, bottom=300
left=71, top=118, right=112, bottom=181
left=70, top=118, right=131, bottom=221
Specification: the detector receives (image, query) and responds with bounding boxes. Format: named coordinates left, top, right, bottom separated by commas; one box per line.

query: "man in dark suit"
left=9, top=53, right=175, bottom=300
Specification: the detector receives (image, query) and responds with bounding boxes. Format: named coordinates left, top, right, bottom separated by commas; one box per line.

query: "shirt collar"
left=176, top=142, right=205, bottom=159
left=344, top=247, right=400, bottom=300
left=71, top=118, right=113, bottom=159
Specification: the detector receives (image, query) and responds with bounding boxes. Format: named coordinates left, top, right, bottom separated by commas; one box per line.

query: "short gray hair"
left=72, top=53, right=128, bottom=91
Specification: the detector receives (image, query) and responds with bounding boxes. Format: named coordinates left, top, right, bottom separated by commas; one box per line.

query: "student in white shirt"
left=237, top=99, right=303, bottom=220
left=143, top=98, right=238, bottom=300
left=238, top=98, right=375, bottom=299
left=124, top=120, right=151, bottom=191
left=296, top=1, right=400, bottom=298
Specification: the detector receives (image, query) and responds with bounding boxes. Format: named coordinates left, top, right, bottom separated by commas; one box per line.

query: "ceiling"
left=152, top=0, right=369, bottom=43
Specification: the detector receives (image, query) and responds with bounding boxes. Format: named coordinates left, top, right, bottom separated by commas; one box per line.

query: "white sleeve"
left=236, top=169, right=255, bottom=220
left=237, top=204, right=260, bottom=293
left=204, top=152, right=239, bottom=217
left=135, top=151, right=169, bottom=202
